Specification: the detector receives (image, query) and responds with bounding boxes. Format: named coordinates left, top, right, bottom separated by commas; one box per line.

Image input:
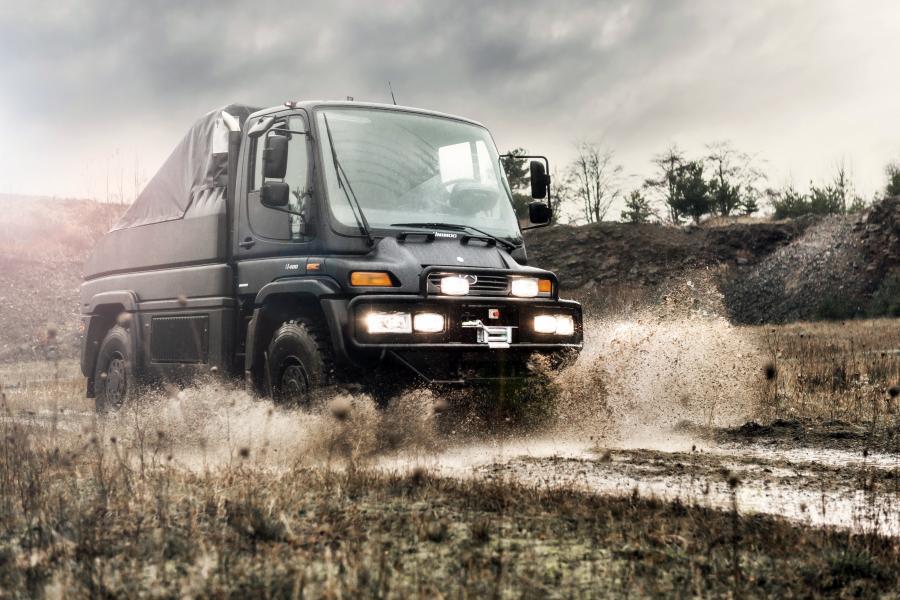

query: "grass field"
left=756, top=318, right=900, bottom=445
left=1, top=318, right=899, bottom=597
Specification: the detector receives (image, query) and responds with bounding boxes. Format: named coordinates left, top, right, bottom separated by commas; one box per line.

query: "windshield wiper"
left=390, top=222, right=519, bottom=252
left=322, top=113, right=374, bottom=246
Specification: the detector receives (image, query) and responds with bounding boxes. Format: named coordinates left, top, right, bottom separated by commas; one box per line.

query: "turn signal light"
left=538, top=279, right=552, bottom=294
left=350, top=271, right=394, bottom=287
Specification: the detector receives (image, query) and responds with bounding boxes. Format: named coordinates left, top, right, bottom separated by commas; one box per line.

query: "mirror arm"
left=269, top=128, right=310, bottom=137
left=521, top=220, right=552, bottom=231
left=264, top=206, right=305, bottom=218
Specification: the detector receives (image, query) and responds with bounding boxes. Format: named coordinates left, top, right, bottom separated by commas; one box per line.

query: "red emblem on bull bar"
left=487, top=308, right=500, bottom=319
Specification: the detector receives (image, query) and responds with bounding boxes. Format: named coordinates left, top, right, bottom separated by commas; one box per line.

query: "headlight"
left=366, top=311, right=412, bottom=334
left=441, top=276, right=470, bottom=296
left=533, top=314, right=575, bottom=335
left=510, top=277, right=539, bottom=298
left=413, top=312, right=445, bottom=333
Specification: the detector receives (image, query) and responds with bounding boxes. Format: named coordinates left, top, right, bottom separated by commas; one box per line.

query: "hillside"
left=524, top=217, right=810, bottom=290
left=0, top=195, right=126, bottom=362
left=0, top=195, right=897, bottom=362
left=525, top=197, right=900, bottom=323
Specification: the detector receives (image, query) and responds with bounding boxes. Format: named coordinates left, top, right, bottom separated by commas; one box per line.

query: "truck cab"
left=80, top=101, right=582, bottom=409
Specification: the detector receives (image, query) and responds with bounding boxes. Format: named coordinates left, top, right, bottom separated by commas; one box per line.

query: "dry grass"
left=0, top=361, right=88, bottom=415
left=2, top=408, right=899, bottom=598
left=2, top=318, right=900, bottom=597
left=754, top=319, right=900, bottom=434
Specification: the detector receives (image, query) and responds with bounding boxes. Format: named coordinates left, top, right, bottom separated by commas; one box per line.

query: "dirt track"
left=8, top=404, right=899, bottom=537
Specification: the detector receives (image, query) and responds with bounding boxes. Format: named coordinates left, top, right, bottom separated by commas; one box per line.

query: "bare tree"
left=565, top=142, right=623, bottom=224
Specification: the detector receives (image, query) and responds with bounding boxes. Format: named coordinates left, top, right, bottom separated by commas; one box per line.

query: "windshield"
left=316, top=108, right=522, bottom=243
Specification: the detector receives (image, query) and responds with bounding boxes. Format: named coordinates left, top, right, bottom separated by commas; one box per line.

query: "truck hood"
left=393, top=237, right=511, bottom=269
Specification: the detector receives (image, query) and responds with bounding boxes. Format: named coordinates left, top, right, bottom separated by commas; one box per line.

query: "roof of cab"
left=246, top=100, right=486, bottom=129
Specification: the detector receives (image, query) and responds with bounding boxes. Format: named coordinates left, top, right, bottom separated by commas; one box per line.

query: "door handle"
left=239, top=237, right=255, bottom=249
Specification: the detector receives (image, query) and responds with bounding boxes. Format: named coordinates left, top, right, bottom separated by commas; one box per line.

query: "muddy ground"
left=4, top=306, right=898, bottom=542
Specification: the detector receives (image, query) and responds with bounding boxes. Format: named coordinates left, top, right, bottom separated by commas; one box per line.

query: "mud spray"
left=8, top=273, right=742, bottom=479
left=48, top=273, right=759, bottom=472
left=553, top=274, right=763, bottom=449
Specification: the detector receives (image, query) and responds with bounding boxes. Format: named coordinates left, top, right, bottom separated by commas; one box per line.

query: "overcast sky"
left=2, top=0, right=899, bottom=214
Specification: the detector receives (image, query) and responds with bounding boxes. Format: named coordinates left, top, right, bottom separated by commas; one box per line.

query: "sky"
left=1, top=0, right=899, bottom=217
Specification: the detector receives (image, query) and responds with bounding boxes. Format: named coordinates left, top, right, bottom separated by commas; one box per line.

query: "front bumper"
left=345, top=294, right=582, bottom=384
left=347, top=295, right=583, bottom=350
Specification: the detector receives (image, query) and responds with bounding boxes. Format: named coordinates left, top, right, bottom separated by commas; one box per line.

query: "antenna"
left=388, top=81, right=397, bottom=105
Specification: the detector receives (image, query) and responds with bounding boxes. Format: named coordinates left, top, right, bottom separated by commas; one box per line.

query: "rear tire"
left=94, top=325, right=135, bottom=413
left=267, top=321, right=332, bottom=407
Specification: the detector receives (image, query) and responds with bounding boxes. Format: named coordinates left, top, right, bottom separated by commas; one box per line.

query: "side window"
left=249, top=116, right=311, bottom=241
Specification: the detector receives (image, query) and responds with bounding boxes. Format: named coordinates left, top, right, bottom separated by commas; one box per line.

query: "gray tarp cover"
left=112, top=104, right=258, bottom=230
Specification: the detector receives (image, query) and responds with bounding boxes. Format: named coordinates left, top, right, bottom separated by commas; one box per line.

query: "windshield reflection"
left=316, top=108, right=522, bottom=242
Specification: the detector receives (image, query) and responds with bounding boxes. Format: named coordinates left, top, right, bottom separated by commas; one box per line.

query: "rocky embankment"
left=526, top=197, right=900, bottom=323
left=722, top=198, right=899, bottom=323
left=525, top=217, right=809, bottom=290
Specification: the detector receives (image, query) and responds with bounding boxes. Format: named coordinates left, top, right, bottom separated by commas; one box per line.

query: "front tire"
left=266, top=321, right=332, bottom=407
left=94, top=325, right=135, bottom=412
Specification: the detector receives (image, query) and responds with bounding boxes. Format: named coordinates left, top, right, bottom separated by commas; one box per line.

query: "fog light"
left=533, top=314, right=575, bottom=335
left=511, top=277, right=539, bottom=298
left=554, top=314, right=575, bottom=335
left=413, top=312, right=445, bottom=333
left=533, top=314, right=558, bottom=334
left=441, top=276, right=470, bottom=296
left=366, top=311, right=412, bottom=334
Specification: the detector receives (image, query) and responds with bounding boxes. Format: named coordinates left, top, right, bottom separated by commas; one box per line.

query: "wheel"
left=266, top=321, right=332, bottom=407
left=94, top=325, right=135, bottom=412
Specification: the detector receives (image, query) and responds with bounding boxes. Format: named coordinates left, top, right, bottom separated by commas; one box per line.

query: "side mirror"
left=263, top=135, right=288, bottom=179
left=530, top=160, right=550, bottom=199
left=260, top=182, right=290, bottom=208
left=528, top=201, right=552, bottom=225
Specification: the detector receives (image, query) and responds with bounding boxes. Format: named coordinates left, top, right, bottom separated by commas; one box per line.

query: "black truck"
left=80, top=101, right=583, bottom=410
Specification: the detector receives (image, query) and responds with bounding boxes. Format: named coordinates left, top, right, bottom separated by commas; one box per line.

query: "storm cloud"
left=1, top=0, right=899, bottom=204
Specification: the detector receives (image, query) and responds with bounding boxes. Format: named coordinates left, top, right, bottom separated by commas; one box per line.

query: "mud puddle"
left=378, top=432, right=900, bottom=536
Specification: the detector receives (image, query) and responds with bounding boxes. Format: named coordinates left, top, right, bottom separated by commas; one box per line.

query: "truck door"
left=237, top=113, right=315, bottom=267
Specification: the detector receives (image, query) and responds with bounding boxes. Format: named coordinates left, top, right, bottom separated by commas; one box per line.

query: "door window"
left=249, top=116, right=311, bottom=241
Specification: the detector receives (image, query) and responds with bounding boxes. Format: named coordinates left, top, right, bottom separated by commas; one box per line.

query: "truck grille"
left=427, top=272, right=510, bottom=296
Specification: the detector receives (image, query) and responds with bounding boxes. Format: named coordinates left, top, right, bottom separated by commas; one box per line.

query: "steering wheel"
left=444, top=179, right=500, bottom=214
